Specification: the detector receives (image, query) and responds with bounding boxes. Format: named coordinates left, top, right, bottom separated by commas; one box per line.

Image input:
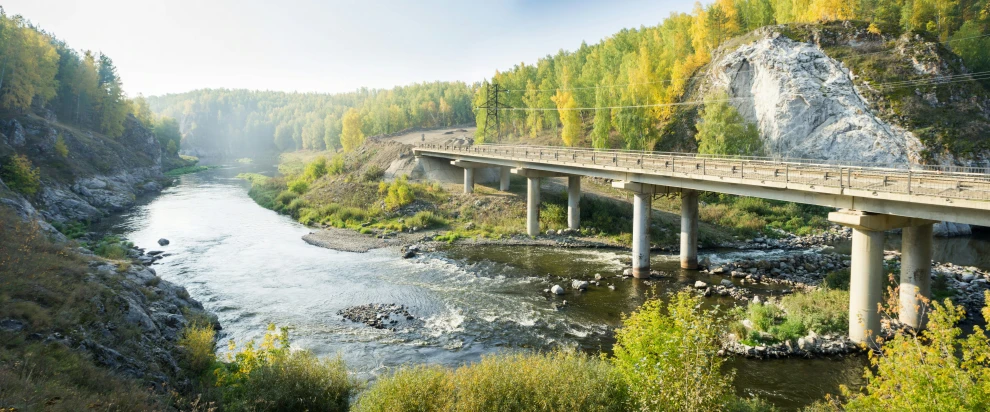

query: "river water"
left=101, top=165, right=989, bottom=410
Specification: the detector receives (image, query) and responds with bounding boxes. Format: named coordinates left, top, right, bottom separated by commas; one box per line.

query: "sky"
left=5, top=0, right=691, bottom=97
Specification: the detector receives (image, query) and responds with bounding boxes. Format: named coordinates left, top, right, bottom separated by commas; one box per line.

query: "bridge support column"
left=463, top=168, right=475, bottom=194
left=500, top=167, right=510, bottom=191
left=680, top=189, right=699, bottom=270
left=632, top=191, right=652, bottom=278
left=900, top=223, right=933, bottom=329
left=527, top=176, right=541, bottom=237
left=829, top=210, right=937, bottom=345
left=567, top=176, right=581, bottom=231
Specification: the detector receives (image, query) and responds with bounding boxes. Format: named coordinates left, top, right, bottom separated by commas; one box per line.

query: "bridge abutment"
left=500, top=167, right=510, bottom=191
left=568, top=176, right=581, bottom=231
left=829, top=210, right=938, bottom=344
left=681, top=189, right=699, bottom=270
left=900, top=223, right=933, bottom=329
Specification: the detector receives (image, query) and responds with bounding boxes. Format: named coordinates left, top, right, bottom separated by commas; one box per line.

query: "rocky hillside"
left=673, top=22, right=990, bottom=167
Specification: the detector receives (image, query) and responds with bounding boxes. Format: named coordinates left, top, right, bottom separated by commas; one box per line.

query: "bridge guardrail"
left=414, top=143, right=990, bottom=202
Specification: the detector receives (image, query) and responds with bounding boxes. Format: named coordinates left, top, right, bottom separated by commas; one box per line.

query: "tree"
left=95, top=54, right=128, bottom=138
left=0, top=14, right=58, bottom=111
left=323, top=113, right=342, bottom=151
left=341, top=108, right=365, bottom=152
left=695, top=92, right=763, bottom=156
left=131, top=95, right=153, bottom=128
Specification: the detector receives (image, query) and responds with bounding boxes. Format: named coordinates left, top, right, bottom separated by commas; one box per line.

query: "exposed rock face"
left=708, top=33, right=923, bottom=166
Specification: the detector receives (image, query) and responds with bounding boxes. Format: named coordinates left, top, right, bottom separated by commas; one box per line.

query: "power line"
left=500, top=32, right=990, bottom=94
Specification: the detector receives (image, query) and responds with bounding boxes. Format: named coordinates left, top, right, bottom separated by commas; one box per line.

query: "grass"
left=355, top=351, right=629, bottom=412
left=732, top=288, right=849, bottom=345
left=165, top=165, right=210, bottom=177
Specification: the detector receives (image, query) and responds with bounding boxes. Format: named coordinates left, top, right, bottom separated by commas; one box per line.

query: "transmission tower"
left=479, top=82, right=506, bottom=143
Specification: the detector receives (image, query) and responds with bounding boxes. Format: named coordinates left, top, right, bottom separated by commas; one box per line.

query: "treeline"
left=479, top=0, right=990, bottom=149
left=146, top=82, right=476, bottom=156
left=0, top=8, right=181, bottom=153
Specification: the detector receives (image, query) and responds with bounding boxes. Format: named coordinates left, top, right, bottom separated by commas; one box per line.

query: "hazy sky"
left=6, top=0, right=690, bottom=97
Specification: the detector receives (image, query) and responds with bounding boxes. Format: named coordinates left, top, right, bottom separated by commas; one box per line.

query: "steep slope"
left=683, top=22, right=990, bottom=167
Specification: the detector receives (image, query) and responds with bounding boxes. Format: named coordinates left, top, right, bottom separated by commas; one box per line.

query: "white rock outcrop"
left=708, top=34, right=923, bottom=166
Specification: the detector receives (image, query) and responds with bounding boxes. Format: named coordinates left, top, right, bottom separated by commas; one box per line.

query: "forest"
left=147, top=83, right=476, bottom=156
left=0, top=8, right=181, bottom=152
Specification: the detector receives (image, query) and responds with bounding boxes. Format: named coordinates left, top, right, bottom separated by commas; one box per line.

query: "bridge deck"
left=413, top=143, right=990, bottom=226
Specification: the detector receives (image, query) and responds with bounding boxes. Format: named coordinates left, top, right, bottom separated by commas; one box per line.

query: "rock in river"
left=551, top=285, right=565, bottom=295
left=157, top=238, right=170, bottom=246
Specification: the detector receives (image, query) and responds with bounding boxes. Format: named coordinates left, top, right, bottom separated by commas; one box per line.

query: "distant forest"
left=149, top=0, right=990, bottom=155
left=147, top=84, right=476, bottom=155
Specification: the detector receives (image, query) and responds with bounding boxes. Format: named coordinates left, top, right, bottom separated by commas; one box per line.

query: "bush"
left=362, top=165, right=385, bottom=182
left=55, top=134, right=69, bottom=158
left=540, top=202, right=567, bottom=230
left=304, top=156, right=328, bottom=181
left=355, top=351, right=629, bottom=412
left=216, top=324, right=356, bottom=412
left=1, top=154, right=41, bottom=195
left=288, top=179, right=309, bottom=194
left=93, top=235, right=130, bottom=260
left=736, top=289, right=849, bottom=344
left=612, top=292, right=732, bottom=411
left=328, top=154, right=346, bottom=175
left=840, top=293, right=990, bottom=409
left=406, top=210, right=447, bottom=229
left=179, top=323, right=216, bottom=377
left=379, top=175, right=414, bottom=211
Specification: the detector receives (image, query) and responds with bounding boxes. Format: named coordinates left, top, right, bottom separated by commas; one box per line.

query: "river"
left=100, top=164, right=990, bottom=410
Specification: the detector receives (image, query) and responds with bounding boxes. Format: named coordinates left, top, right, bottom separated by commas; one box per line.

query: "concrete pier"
left=632, top=191, right=652, bottom=278
left=567, top=176, right=581, bottom=231
left=680, top=189, right=699, bottom=270
left=500, top=167, right=510, bottom=191
left=849, top=227, right=884, bottom=345
left=527, top=176, right=541, bottom=237
left=463, top=168, right=474, bottom=194
left=900, top=223, right=933, bottom=329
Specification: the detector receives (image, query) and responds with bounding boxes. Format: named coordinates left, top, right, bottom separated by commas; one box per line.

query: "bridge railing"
left=414, top=143, right=990, bottom=202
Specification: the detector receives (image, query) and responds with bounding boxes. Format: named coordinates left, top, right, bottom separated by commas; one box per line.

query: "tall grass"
left=355, top=352, right=629, bottom=412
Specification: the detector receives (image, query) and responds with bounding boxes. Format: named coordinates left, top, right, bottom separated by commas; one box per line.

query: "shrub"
left=379, top=175, right=414, bottom=211
left=328, top=154, right=346, bottom=175
left=166, top=139, right=179, bottom=155
left=54, top=134, right=69, bottom=158
left=840, top=293, right=990, bottom=409
left=304, top=156, right=328, bottom=181
left=1, top=154, right=41, bottom=195
left=179, top=323, right=216, bottom=377
left=288, top=179, right=309, bottom=194
left=362, top=165, right=385, bottom=182
left=612, top=292, right=732, bottom=411
left=736, top=289, right=849, bottom=344
left=540, top=202, right=567, bottom=230
left=93, top=235, right=130, bottom=260
left=406, top=210, right=447, bottom=229
left=215, top=324, right=356, bottom=412
left=355, top=351, right=628, bottom=412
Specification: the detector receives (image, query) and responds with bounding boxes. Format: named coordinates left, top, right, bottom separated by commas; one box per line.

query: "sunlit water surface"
left=101, top=165, right=989, bottom=410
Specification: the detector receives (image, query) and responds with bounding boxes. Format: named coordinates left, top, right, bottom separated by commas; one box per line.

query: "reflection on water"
left=102, top=165, right=985, bottom=410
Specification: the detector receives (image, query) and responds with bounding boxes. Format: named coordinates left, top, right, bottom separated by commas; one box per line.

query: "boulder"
left=694, top=280, right=708, bottom=289
left=551, top=285, right=565, bottom=295
left=571, top=280, right=589, bottom=291
left=157, top=238, right=170, bottom=246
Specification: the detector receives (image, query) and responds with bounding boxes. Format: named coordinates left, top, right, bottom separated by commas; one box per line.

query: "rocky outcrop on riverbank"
left=338, top=303, right=416, bottom=330
left=722, top=328, right=860, bottom=358
left=705, top=251, right=851, bottom=289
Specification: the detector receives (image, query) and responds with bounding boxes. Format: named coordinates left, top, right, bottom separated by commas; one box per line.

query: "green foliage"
left=406, top=210, right=447, bottom=229
left=362, top=165, right=385, bottom=182
left=612, top=292, right=733, bottom=411
left=696, top=92, right=763, bottom=156
left=379, top=175, right=415, bottom=211
left=355, top=351, right=629, bottom=412
left=328, top=154, right=346, bottom=175
left=341, top=108, right=366, bottom=152
left=288, top=179, right=309, bottom=194
left=235, top=173, right=269, bottom=185
left=215, top=324, right=356, bottom=412
left=841, top=294, right=990, bottom=409
left=92, top=235, right=132, bottom=260
left=735, top=289, right=849, bottom=344
left=165, top=165, right=209, bottom=177
left=166, top=139, right=178, bottom=155
left=1, top=154, right=41, bottom=195
left=699, top=193, right=831, bottom=237
left=54, top=134, right=69, bottom=158
left=304, top=156, right=329, bottom=181
left=52, top=220, right=88, bottom=239
left=540, top=201, right=567, bottom=231
left=179, top=322, right=217, bottom=377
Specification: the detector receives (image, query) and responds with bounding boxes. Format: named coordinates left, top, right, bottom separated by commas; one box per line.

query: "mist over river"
left=99, top=164, right=989, bottom=410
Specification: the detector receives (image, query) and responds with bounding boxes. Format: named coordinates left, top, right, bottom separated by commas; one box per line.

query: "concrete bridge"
left=413, top=143, right=990, bottom=345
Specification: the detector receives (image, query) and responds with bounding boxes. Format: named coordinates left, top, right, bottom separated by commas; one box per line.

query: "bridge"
left=413, top=143, right=990, bottom=345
